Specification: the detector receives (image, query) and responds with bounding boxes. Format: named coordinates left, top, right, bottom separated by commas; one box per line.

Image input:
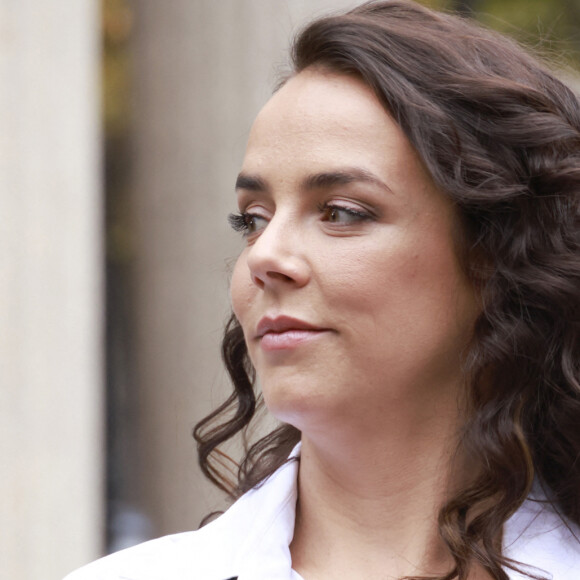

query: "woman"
left=66, top=1, right=580, bottom=579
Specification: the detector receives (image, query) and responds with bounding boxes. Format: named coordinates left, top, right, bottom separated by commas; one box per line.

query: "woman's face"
left=230, top=70, right=478, bottom=435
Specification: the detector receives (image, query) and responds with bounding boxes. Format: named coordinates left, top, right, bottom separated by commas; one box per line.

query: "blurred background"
left=2, top=1, right=578, bottom=578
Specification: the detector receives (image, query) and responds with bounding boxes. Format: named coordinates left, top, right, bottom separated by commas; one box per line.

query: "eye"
left=228, top=212, right=268, bottom=236
left=318, top=202, right=373, bottom=225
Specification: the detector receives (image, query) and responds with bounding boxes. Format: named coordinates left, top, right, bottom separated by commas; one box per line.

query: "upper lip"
left=255, top=315, right=324, bottom=338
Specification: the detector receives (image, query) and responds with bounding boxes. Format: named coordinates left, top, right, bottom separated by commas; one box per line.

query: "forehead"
left=254, top=70, right=381, bottom=129
left=243, top=69, right=431, bottom=193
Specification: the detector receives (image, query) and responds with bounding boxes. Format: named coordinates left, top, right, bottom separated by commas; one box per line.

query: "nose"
left=246, top=214, right=310, bottom=290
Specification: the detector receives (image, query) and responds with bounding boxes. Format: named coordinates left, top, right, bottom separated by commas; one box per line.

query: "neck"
left=289, top=391, right=479, bottom=579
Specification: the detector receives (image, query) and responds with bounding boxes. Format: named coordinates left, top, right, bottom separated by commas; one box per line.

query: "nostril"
left=267, top=270, right=293, bottom=282
left=252, top=270, right=292, bottom=288
left=251, top=270, right=294, bottom=288
left=251, top=273, right=265, bottom=289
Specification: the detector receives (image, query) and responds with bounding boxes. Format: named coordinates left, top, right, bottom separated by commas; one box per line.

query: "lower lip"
left=260, top=329, right=328, bottom=351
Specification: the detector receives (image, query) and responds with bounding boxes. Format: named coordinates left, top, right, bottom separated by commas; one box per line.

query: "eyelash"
left=228, top=202, right=373, bottom=236
left=228, top=212, right=257, bottom=234
left=317, top=202, right=373, bottom=224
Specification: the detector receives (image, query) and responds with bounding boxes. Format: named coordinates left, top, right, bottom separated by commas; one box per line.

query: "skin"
left=230, top=69, right=484, bottom=579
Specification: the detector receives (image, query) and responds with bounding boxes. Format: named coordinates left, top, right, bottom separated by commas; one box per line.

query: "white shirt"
left=64, top=444, right=580, bottom=580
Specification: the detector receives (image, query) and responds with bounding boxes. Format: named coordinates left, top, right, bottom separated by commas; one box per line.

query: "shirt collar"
left=207, top=443, right=301, bottom=580
left=208, top=443, right=580, bottom=580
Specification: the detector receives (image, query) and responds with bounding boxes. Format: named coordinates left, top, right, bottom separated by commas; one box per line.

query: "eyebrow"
left=303, top=168, right=392, bottom=194
left=235, top=173, right=268, bottom=192
left=235, top=167, right=393, bottom=195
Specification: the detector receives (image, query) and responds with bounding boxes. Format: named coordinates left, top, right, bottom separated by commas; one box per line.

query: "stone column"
left=0, top=1, right=103, bottom=578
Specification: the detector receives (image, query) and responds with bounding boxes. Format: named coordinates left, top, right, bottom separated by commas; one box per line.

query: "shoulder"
left=62, top=528, right=224, bottom=580
left=62, top=509, right=250, bottom=580
left=63, top=448, right=301, bottom=580
left=504, top=493, right=580, bottom=580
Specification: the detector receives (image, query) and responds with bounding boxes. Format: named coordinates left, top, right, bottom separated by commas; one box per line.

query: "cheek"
left=331, top=233, right=474, bottom=333
left=324, top=241, right=414, bottom=304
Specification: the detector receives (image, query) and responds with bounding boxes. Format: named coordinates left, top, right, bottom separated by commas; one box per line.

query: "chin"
left=262, top=384, right=344, bottom=435
left=263, top=387, right=313, bottom=422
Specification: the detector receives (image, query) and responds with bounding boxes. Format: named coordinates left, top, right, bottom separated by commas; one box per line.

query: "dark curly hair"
left=194, top=1, right=580, bottom=579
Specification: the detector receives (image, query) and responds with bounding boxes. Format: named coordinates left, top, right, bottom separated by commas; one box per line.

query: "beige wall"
left=0, top=0, right=103, bottom=578
left=129, top=0, right=361, bottom=539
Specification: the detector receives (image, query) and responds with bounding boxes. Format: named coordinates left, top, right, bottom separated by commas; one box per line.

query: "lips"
left=255, top=315, right=329, bottom=351
left=256, top=315, right=322, bottom=337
